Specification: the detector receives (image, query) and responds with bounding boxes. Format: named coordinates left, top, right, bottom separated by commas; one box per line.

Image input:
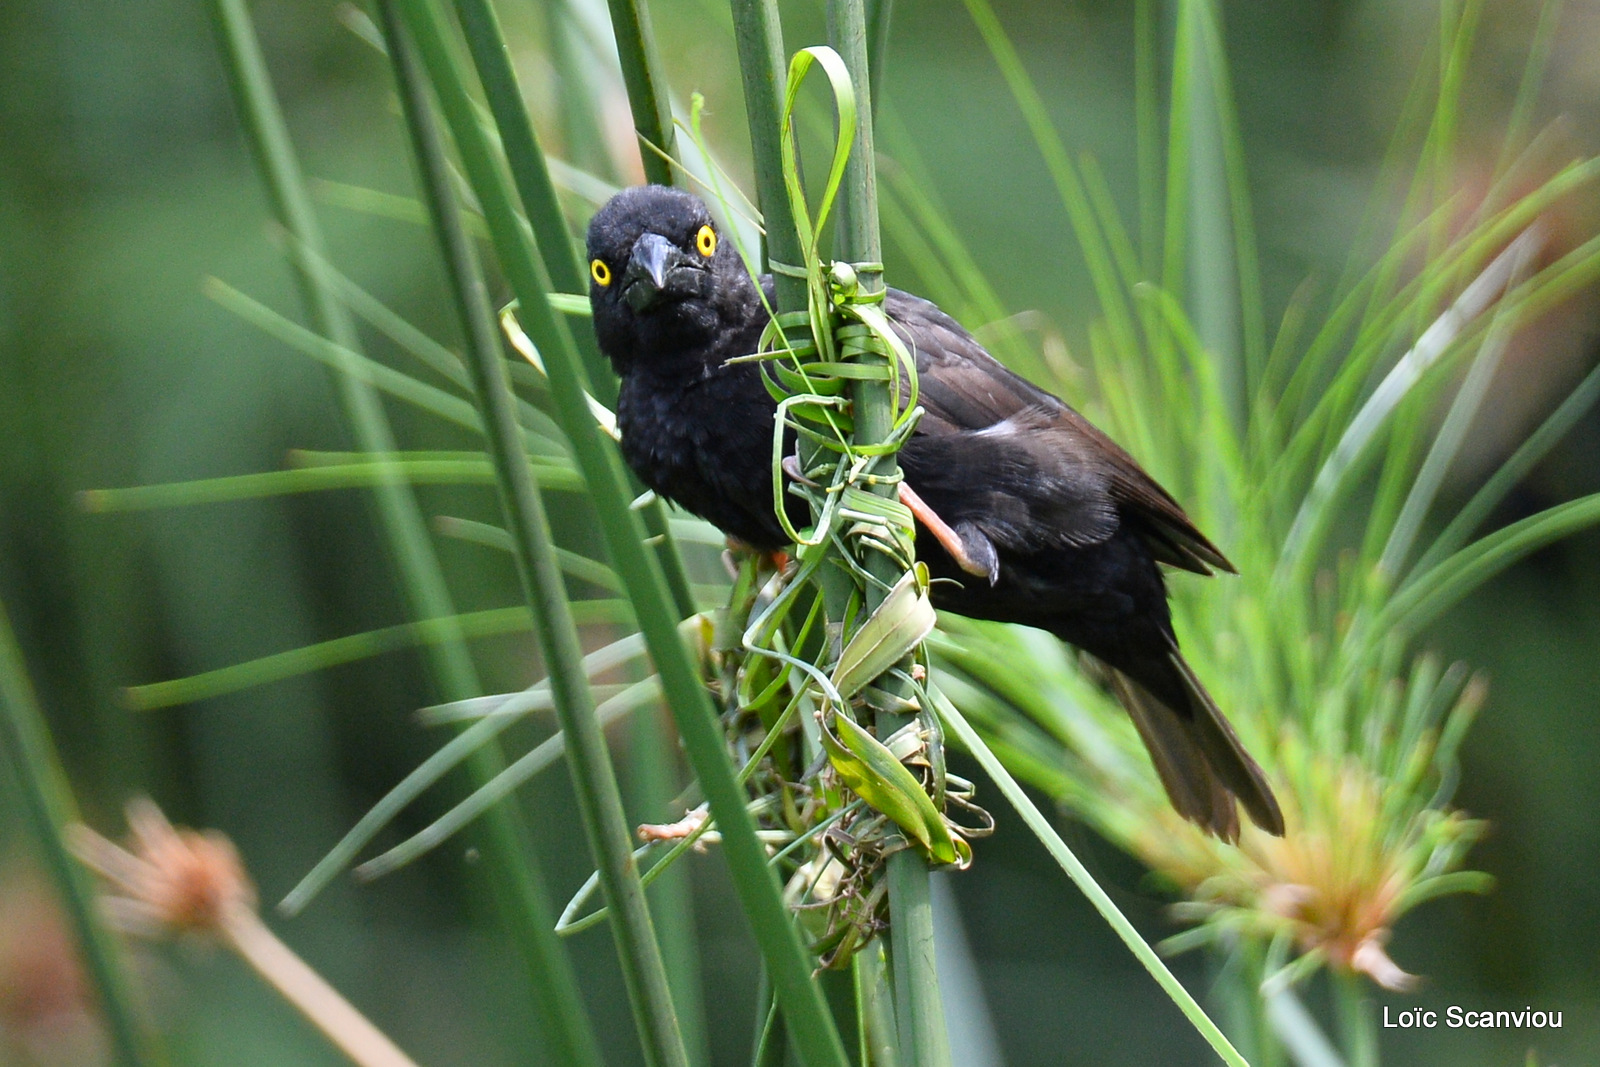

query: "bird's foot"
left=723, top=536, right=791, bottom=574
left=636, top=809, right=709, bottom=851
left=898, top=483, right=1000, bottom=584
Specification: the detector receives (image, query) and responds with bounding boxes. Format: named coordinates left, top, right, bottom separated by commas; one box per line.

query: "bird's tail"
left=1103, top=650, right=1285, bottom=841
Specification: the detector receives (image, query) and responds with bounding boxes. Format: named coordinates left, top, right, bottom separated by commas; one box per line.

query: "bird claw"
left=781, top=453, right=820, bottom=487
left=899, top=483, right=1000, bottom=584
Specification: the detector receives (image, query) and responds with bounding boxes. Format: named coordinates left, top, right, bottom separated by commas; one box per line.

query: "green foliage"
left=0, top=598, right=160, bottom=1067
left=62, top=0, right=1600, bottom=1064
left=927, top=1, right=1600, bottom=1061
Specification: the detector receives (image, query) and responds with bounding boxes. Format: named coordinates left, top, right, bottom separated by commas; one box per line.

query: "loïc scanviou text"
left=1383, top=1006, right=1563, bottom=1029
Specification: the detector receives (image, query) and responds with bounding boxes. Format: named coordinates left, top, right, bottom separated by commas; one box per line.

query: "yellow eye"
left=590, top=259, right=612, bottom=286
left=695, top=224, right=717, bottom=258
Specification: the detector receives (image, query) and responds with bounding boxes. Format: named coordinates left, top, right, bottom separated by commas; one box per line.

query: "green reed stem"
left=451, top=0, right=697, bottom=618
left=0, top=598, right=161, bottom=1067
left=388, top=1, right=849, bottom=1062
left=857, top=942, right=902, bottom=1067
left=829, top=1, right=950, bottom=1062
left=865, top=0, right=893, bottom=112
left=454, top=0, right=724, bottom=1051
left=450, top=0, right=604, bottom=394
left=605, top=0, right=677, bottom=185
left=380, top=4, right=685, bottom=1063
left=207, top=2, right=600, bottom=1062
left=549, top=0, right=615, bottom=181
left=626, top=703, right=712, bottom=1067
left=728, top=0, right=809, bottom=310
left=1334, top=973, right=1379, bottom=1067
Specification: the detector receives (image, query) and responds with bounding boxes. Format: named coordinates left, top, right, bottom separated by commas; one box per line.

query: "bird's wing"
left=886, top=289, right=1233, bottom=574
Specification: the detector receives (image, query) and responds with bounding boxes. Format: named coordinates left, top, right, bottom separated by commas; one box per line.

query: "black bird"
left=586, top=185, right=1284, bottom=841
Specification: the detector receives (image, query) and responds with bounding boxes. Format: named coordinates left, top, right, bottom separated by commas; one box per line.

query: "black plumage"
left=586, top=185, right=1284, bottom=841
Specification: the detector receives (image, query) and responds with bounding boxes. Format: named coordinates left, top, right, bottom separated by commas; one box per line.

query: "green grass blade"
left=282, top=632, right=651, bottom=913
left=1264, top=988, right=1347, bottom=1067
left=79, top=457, right=582, bottom=512
left=204, top=277, right=483, bottom=425
left=272, top=232, right=474, bottom=389
left=208, top=2, right=610, bottom=1057
left=1177, top=0, right=1243, bottom=426
left=933, top=689, right=1248, bottom=1067
left=1134, top=0, right=1161, bottom=276
left=1377, top=232, right=1541, bottom=577
left=1416, top=358, right=1600, bottom=575
left=1162, top=0, right=1197, bottom=303
left=206, top=277, right=573, bottom=453
left=1194, top=0, right=1266, bottom=397
left=396, top=0, right=849, bottom=1058
left=550, top=0, right=617, bottom=181
left=1498, top=0, right=1562, bottom=180
left=381, top=5, right=688, bottom=1061
left=1383, top=492, right=1600, bottom=637
left=0, top=599, right=162, bottom=1067
left=865, top=0, right=893, bottom=111
left=120, top=606, right=600, bottom=711
left=418, top=683, right=632, bottom=725
left=311, top=176, right=487, bottom=236
left=959, top=0, right=1139, bottom=362
left=356, top=677, right=661, bottom=880
left=604, top=0, right=677, bottom=185
left=876, top=112, right=1042, bottom=375
left=434, top=515, right=623, bottom=590
left=1275, top=160, right=1598, bottom=493
left=1276, top=225, right=1547, bottom=588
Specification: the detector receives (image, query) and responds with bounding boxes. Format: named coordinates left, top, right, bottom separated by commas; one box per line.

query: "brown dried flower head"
left=69, top=797, right=255, bottom=939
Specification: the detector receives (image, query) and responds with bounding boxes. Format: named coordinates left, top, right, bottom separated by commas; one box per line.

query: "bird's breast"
left=616, top=367, right=790, bottom=550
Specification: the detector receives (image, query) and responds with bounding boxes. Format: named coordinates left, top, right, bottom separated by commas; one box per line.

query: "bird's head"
left=586, top=185, right=758, bottom=373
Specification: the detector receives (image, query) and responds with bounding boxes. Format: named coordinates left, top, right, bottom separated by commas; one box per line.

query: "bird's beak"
left=622, top=232, right=693, bottom=313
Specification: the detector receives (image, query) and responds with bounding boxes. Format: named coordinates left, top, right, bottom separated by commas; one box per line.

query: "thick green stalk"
left=626, top=707, right=711, bottom=1067
left=605, top=0, right=677, bottom=184
left=1134, top=0, right=1161, bottom=276
left=206, top=3, right=600, bottom=1063
left=451, top=0, right=607, bottom=395
left=864, top=0, right=893, bottom=112
left=1215, top=946, right=1283, bottom=1067
left=450, top=0, right=697, bottom=651
left=827, top=0, right=883, bottom=286
left=0, top=599, right=160, bottom=1067
left=388, top=1, right=848, bottom=1063
left=1334, top=973, right=1379, bottom=1067
left=727, top=0, right=809, bottom=310
left=857, top=943, right=902, bottom=1067
left=829, top=2, right=951, bottom=1064
left=451, top=0, right=712, bottom=1049
left=1178, top=0, right=1243, bottom=429
left=379, top=5, right=686, bottom=1065
left=883, top=857, right=945, bottom=1065
left=550, top=0, right=615, bottom=180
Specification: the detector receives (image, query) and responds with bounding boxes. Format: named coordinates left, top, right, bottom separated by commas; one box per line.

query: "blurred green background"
left=2, top=0, right=1598, bottom=1064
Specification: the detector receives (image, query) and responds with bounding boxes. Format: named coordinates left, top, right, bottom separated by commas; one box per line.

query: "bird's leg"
left=898, top=483, right=999, bottom=583
left=724, top=536, right=790, bottom=574
left=636, top=808, right=709, bottom=852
